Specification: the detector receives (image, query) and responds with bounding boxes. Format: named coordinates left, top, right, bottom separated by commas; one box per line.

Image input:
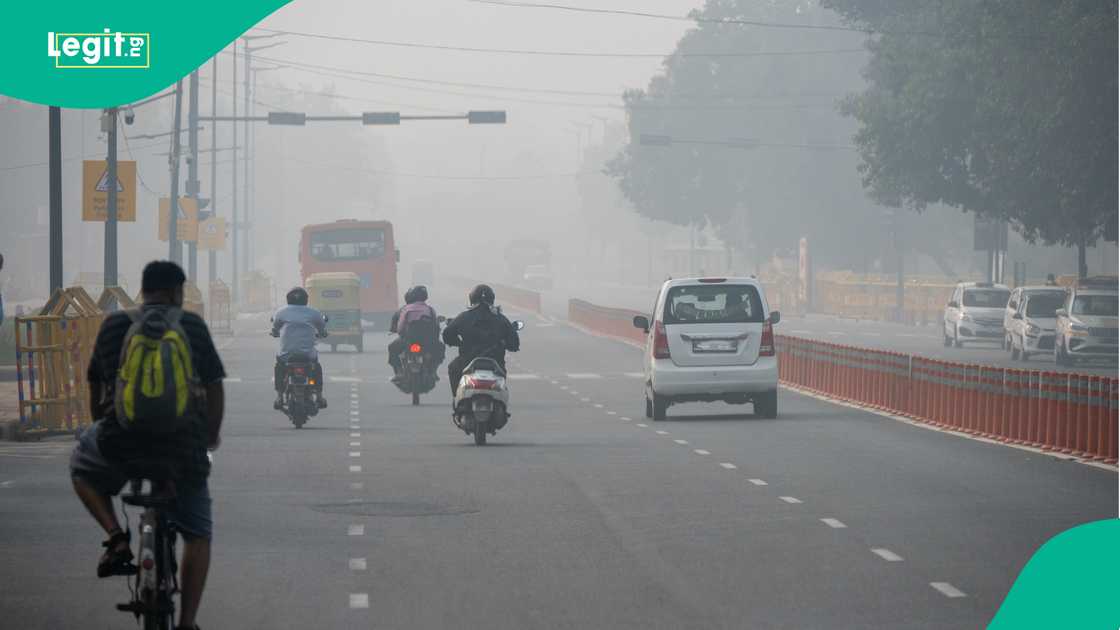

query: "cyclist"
left=70, top=261, right=225, bottom=630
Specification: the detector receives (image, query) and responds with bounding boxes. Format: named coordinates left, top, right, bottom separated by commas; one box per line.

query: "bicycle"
left=115, top=462, right=180, bottom=630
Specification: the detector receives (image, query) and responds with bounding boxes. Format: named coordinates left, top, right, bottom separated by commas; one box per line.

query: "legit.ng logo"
left=47, top=29, right=150, bottom=69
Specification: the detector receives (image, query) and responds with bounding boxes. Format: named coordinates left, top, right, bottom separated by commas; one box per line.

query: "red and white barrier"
left=568, top=299, right=646, bottom=347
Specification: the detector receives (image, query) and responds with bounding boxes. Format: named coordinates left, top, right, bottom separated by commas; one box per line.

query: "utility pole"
left=231, top=41, right=239, bottom=304
left=104, top=107, right=119, bottom=287
left=168, top=80, right=184, bottom=262
left=243, top=42, right=251, bottom=280
left=187, top=69, right=200, bottom=281
left=48, top=106, right=62, bottom=293
left=209, top=57, right=218, bottom=284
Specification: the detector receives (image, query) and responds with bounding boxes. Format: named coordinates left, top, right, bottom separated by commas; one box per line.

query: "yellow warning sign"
left=82, top=160, right=137, bottom=221
left=197, top=216, right=227, bottom=250
left=158, top=197, right=199, bottom=242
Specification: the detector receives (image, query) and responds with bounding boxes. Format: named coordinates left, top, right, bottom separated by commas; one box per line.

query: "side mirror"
left=1055, top=308, right=1067, bottom=317
left=513, top=320, right=525, bottom=331
left=633, top=315, right=650, bottom=332
left=769, top=310, right=781, bottom=325
left=1012, top=313, right=1023, bottom=320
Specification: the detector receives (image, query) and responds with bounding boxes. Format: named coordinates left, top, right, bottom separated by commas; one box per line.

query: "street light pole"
left=243, top=41, right=250, bottom=281
left=168, top=80, right=183, bottom=263
left=48, top=106, right=62, bottom=293
left=231, top=41, right=239, bottom=303
left=187, top=69, right=200, bottom=282
left=105, top=107, right=119, bottom=287
left=209, top=56, right=218, bottom=285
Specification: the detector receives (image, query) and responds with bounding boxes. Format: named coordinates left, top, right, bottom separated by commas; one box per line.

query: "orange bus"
left=299, top=219, right=400, bottom=329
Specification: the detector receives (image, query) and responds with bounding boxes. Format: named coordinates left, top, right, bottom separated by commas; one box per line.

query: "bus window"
left=310, top=228, right=386, bottom=262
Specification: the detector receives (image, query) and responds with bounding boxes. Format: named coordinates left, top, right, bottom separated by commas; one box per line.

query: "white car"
left=943, top=282, right=1011, bottom=347
left=1007, top=290, right=1066, bottom=361
left=522, top=264, right=554, bottom=290
left=632, top=277, right=779, bottom=421
left=1003, top=286, right=1066, bottom=350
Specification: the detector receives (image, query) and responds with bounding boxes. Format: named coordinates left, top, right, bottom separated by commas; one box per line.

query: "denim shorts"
left=70, top=422, right=213, bottom=541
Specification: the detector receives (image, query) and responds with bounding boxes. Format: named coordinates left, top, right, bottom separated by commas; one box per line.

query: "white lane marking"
left=349, top=442, right=361, bottom=447
left=619, top=416, right=632, bottom=421
left=550, top=380, right=559, bottom=385
left=636, top=423, right=649, bottom=428
left=719, top=462, right=737, bottom=470
left=871, top=548, right=904, bottom=562
left=566, top=373, right=602, bottom=379
left=593, top=403, right=604, bottom=409
left=580, top=398, right=591, bottom=403
left=349, top=593, right=369, bottom=609
left=349, top=558, right=367, bottom=571
left=748, top=479, right=768, bottom=486
left=673, top=439, right=689, bottom=445
left=779, top=496, right=803, bottom=504
left=0, top=481, right=13, bottom=488
left=349, top=465, right=362, bottom=473
left=607, top=411, right=618, bottom=416
left=821, top=518, right=847, bottom=529
left=694, top=449, right=711, bottom=455
left=224, top=377, right=243, bottom=383
left=570, top=390, right=580, bottom=395
left=349, top=452, right=361, bottom=458
left=348, top=524, right=365, bottom=536
left=333, top=376, right=362, bottom=383
left=930, top=582, right=967, bottom=598
left=790, top=329, right=813, bottom=335
left=350, top=393, right=359, bottom=399
left=350, top=482, right=364, bottom=490
left=559, top=385, right=568, bottom=390
left=508, top=373, right=541, bottom=380
left=350, top=432, right=361, bottom=438
left=624, top=372, right=645, bottom=378
left=655, top=430, right=669, bottom=435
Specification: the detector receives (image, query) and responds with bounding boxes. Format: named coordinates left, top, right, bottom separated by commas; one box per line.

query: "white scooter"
left=452, top=321, right=524, bottom=445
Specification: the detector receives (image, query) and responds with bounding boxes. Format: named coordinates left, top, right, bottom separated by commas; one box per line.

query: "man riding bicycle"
left=70, top=261, right=226, bottom=630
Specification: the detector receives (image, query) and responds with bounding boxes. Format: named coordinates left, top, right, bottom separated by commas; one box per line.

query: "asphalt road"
left=0, top=306, right=1114, bottom=629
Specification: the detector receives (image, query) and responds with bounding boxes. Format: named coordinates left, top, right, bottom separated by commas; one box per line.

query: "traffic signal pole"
left=168, top=80, right=183, bottom=262
left=187, top=70, right=200, bottom=281
left=209, top=57, right=218, bottom=284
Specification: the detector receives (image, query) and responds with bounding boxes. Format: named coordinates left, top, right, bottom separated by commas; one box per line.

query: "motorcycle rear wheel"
left=473, top=423, right=487, bottom=445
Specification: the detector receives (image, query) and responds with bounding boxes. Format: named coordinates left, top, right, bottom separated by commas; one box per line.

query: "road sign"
left=158, top=197, right=199, bottom=242
left=197, top=216, right=227, bottom=250
left=82, top=160, right=136, bottom=221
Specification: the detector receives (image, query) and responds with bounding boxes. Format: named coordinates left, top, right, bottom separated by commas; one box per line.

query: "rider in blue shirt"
left=271, top=287, right=328, bottom=409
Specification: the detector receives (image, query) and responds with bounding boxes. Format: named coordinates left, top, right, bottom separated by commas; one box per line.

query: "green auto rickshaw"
left=307, top=272, right=364, bottom=352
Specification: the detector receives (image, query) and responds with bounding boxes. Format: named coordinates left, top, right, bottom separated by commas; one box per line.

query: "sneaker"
left=97, top=531, right=136, bottom=578
left=317, top=396, right=328, bottom=409
left=273, top=396, right=283, bottom=411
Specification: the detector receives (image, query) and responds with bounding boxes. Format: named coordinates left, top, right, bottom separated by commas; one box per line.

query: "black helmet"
left=409, top=285, right=429, bottom=304
left=287, top=287, right=309, bottom=306
left=469, top=284, right=495, bottom=306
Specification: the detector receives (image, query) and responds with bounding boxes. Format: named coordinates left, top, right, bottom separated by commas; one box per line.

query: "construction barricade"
left=13, top=287, right=103, bottom=436
left=491, top=282, right=542, bottom=315
left=568, top=299, right=646, bottom=346
left=208, top=280, right=233, bottom=335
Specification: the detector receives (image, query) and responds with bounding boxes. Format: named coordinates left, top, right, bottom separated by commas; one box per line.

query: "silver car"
left=1054, top=285, right=1118, bottom=366
left=943, top=282, right=1011, bottom=347
left=1007, top=290, right=1066, bottom=361
left=1003, top=286, right=1066, bottom=350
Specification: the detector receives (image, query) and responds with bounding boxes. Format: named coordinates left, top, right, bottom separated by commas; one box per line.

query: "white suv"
left=632, top=277, right=779, bottom=421
left=943, top=282, right=1011, bottom=347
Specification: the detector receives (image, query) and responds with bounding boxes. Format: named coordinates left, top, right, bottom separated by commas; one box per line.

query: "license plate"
left=694, top=339, right=737, bottom=353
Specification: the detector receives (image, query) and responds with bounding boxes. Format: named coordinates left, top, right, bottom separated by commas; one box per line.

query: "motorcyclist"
left=388, top=285, right=445, bottom=383
left=271, top=287, right=328, bottom=409
left=442, top=284, right=520, bottom=398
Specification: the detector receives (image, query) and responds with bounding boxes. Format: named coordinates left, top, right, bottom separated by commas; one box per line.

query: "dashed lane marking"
left=347, top=525, right=364, bottom=536
left=350, top=482, right=364, bottom=490
left=655, top=430, right=669, bottom=435
left=930, top=582, right=967, bottom=598
left=619, top=416, right=632, bottom=421
left=719, top=462, right=737, bottom=470
left=636, top=423, right=649, bottom=428
left=349, top=452, right=360, bottom=458
left=748, top=479, right=768, bottom=486
left=0, top=481, right=13, bottom=488
left=871, top=548, right=904, bottom=562
left=349, top=442, right=361, bottom=447
left=694, top=449, right=711, bottom=455
left=332, top=376, right=362, bottom=383
left=349, top=558, right=367, bottom=571
left=225, top=377, right=243, bottom=383
left=821, top=518, right=847, bottom=529
left=673, top=439, right=689, bottom=445
left=593, top=403, right=604, bottom=409
left=350, top=410, right=360, bottom=416
left=580, top=398, right=591, bottom=403
left=350, top=432, right=361, bottom=438
left=566, top=373, right=602, bottom=379
left=508, top=373, right=541, bottom=380
left=350, top=593, right=370, bottom=609
left=349, top=465, right=362, bottom=473
left=779, top=496, right=802, bottom=504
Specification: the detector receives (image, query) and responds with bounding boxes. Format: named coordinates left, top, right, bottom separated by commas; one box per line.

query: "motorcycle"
left=393, top=316, right=445, bottom=406
left=452, top=320, right=524, bottom=445
left=271, top=320, right=328, bottom=429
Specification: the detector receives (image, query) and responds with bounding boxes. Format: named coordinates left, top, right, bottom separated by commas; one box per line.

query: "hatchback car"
left=1003, top=286, right=1066, bottom=350
left=943, top=282, right=1011, bottom=347
left=1054, top=284, right=1118, bottom=366
left=1006, top=290, right=1066, bottom=361
left=632, top=277, right=779, bottom=421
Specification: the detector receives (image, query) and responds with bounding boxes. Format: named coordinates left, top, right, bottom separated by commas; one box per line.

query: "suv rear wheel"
left=754, top=390, right=778, bottom=419
left=652, top=393, right=668, bottom=421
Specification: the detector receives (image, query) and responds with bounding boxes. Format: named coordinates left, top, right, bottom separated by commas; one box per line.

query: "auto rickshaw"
left=307, top=272, right=364, bottom=352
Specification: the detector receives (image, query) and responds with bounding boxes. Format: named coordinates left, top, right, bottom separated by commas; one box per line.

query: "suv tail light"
left=759, top=321, right=775, bottom=357
left=653, top=321, right=671, bottom=359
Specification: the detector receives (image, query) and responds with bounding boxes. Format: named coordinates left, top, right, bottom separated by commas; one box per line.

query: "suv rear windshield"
left=1025, top=295, right=1064, bottom=318
left=963, top=289, right=1010, bottom=308
left=663, top=284, right=765, bottom=324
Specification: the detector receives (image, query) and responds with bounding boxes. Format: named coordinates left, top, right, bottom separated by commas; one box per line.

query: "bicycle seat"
left=463, top=357, right=505, bottom=377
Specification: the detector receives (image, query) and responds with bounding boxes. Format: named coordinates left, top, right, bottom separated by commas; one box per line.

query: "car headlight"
left=959, top=313, right=973, bottom=322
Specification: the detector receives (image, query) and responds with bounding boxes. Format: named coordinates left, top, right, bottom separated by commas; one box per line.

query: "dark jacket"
left=442, top=304, right=520, bottom=361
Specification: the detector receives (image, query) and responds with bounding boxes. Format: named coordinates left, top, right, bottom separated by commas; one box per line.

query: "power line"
left=281, top=156, right=586, bottom=181
left=250, top=26, right=865, bottom=59
left=0, top=139, right=165, bottom=174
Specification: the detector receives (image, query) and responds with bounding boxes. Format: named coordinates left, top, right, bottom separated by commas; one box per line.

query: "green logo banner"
left=3, top=1, right=290, bottom=108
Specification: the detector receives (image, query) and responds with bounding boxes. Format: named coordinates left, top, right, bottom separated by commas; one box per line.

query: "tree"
left=825, top=0, right=1118, bottom=277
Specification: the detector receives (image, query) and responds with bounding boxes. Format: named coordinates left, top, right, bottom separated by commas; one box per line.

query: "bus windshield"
left=309, top=228, right=386, bottom=261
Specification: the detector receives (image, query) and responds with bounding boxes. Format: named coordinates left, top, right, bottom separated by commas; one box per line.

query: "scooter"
left=452, top=321, right=524, bottom=445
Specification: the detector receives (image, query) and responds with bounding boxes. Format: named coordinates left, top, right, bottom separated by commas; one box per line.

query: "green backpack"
left=114, top=307, right=198, bottom=433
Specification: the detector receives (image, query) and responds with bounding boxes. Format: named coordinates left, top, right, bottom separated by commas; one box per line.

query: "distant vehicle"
left=943, top=282, right=1011, bottom=347
left=411, top=260, right=435, bottom=288
left=1006, top=290, right=1066, bottom=361
left=299, top=219, right=400, bottom=330
left=1003, top=286, right=1066, bottom=350
left=307, top=272, right=364, bottom=353
left=1054, top=279, right=1118, bottom=366
left=633, top=277, right=780, bottom=421
left=504, top=239, right=551, bottom=284
left=522, top=263, right=554, bottom=290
